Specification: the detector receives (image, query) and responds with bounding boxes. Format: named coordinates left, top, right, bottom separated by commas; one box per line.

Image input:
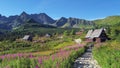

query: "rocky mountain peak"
left=19, top=11, right=30, bottom=22
left=39, top=13, right=47, bottom=16
left=60, top=17, right=67, bottom=20
left=37, top=13, right=55, bottom=24
left=20, top=11, right=28, bottom=16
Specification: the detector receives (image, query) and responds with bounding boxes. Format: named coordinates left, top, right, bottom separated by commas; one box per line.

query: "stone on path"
left=73, top=45, right=101, bottom=68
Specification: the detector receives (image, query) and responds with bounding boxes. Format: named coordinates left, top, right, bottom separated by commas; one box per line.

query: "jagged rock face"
left=30, top=13, right=55, bottom=24
left=30, top=14, right=43, bottom=24
left=55, top=17, right=94, bottom=28
left=20, top=12, right=30, bottom=22
left=36, top=13, right=55, bottom=24
left=8, top=15, right=19, bottom=22
left=55, top=17, right=68, bottom=27
left=67, top=17, right=93, bottom=25
left=0, top=15, right=8, bottom=24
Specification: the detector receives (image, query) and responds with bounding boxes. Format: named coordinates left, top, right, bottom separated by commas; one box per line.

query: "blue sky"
left=0, top=0, right=120, bottom=20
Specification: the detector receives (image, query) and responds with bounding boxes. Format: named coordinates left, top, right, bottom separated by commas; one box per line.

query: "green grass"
left=32, top=50, right=54, bottom=56
left=53, top=41, right=75, bottom=49
left=94, top=16, right=120, bottom=26
left=0, top=47, right=85, bottom=68
left=93, top=40, right=120, bottom=68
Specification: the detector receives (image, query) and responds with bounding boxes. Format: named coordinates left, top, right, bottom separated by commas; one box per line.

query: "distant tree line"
left=0, top=28, right=80, bottom=41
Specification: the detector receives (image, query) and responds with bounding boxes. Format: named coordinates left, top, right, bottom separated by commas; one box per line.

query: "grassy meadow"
left=93, top=40, right=120, bottom=68
left=0, top=29, right=86, bottom=68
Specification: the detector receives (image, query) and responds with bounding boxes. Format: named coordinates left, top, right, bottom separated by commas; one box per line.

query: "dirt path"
left=73, top=45, right=101, bottom=68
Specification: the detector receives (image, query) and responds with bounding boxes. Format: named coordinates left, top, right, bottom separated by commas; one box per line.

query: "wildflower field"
left=0, top=35, right=86, bottom=68
left=0, top=44, right=85, bottom=68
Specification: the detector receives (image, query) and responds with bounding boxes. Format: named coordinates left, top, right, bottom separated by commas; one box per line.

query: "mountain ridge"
left=0, top=12, right=102, bottom=30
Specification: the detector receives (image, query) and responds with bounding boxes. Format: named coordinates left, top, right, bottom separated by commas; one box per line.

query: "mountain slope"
left=55, top=17, right=94, bottom=28
left=54, top=17, right=68, bottom=27
left=94, top=16, right=120, bottom=26
left=15, top=19, right=56, bottom=30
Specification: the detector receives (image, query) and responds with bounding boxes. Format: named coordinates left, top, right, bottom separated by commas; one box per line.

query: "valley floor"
left=74, top=45, right=101, bottom=68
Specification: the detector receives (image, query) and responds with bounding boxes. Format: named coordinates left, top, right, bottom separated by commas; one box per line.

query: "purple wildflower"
left=38, top=58, right=43, bottom=64
left=52, top=55, right=55, bottom=61
left=29, top=53, right=33, bottom=58
left=35, top=65, right=39, bottom=68
left=1, top=56, right=5, bottom=60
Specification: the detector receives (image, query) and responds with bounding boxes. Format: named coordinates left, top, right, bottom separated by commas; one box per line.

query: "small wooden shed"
left=45, top=34, right=52, bottom=38
left=85, top=28, right=108, bottom=43
left=23, top=35, right=32, bottom=41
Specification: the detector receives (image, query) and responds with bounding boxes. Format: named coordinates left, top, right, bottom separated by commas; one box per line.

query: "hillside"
left=54, top=17, right=94, bottom=28
left=94, top=16, right=120, bottom=26
left=15, top=19, right=56, bottom=30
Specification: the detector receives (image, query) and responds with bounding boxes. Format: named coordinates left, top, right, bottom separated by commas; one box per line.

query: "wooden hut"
left=23, top=35, right=32, bottom=41
left=45, top=34, right=52, bottom=38
left=85, top=28, right=108, bottom=43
